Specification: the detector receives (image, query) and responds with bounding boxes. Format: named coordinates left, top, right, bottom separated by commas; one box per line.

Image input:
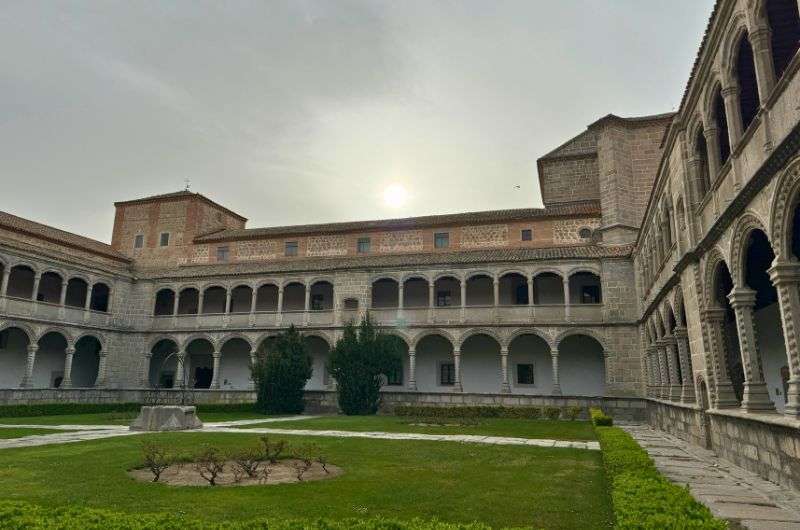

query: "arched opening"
left=37, top=272, right=62, bottom=304
left=712, top=87, right=731, bottom=166
left=460, top=334, right=501, bottom=393
left=735, top=33, right=761, bottom=132
left=202, top=286, right=226, bottom=314
left=72, top=336, right=101, bottom=387
left=744, top=229, right=783, bottom=410
left=766, top=0, right=800, bottom=81
left=371, top=278, right=399, bottom=308
left=0, top=327, right=30, bottom=388
left=309, top=281, right=333, bottom=311
left=568, top=272, right=602, bottom=304
left=465, top=274, right=493, bottom=306
left=304, top=335, right=332, bottom=390
left=666, top=307, right=682, bottom=386
left=403, top=277, right=429, bottom=308
left=282, top=282, right=306, bottom=311
left=695, top=127, right=711, bottom=196
left=90, top=283, right=110, bottom=312
left=219, top=338, right=252, bottom=390
left=35, top=332, right=68, bottom=388
left=64, top=278, right=88, bottom=308
left=498, top=273, right=528, bottom=305
left=676, top=199, right=687, bottom=246
left=380, top=334, right=408, bottom=389
left=558, top=334, right=605, bottom=396
left=229, top=285, right=253, bottom=313
left=255, top=284, right=279, bottom=311
left=154, top=289, right=175, bottom=316
left=7, top=266, right=35, bottom=299
left=185, top=338, right=214, bottom=389
left=713, top=261, right=743, bottom=403
left=434, top=276, right=461, bottom=306
left=177, top=287, right=199, bottom=314
left=415, top=334, right=454, bottom=392
left=149, top=339, right=179, bottom=388
left=532, top=272, right=565, bottom=304
left=508, top=333, right=552, bottom=395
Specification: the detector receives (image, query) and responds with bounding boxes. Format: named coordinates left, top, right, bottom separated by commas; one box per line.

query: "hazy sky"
left=1, top=1, right=714, bottom=243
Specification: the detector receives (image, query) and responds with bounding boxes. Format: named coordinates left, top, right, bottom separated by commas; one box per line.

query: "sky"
left=0, top=0, right=715, bottom=243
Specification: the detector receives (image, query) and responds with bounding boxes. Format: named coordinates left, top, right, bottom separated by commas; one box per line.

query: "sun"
left=383, top=183, right=409, bottom=208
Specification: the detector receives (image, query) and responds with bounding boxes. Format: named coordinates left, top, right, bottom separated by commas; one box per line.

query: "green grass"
left=238, top=415, right=598, bottom=441
left=0, top=432, right=612, bottom=529
left=0, top=428, right=68, bottom=439
left=0, top=411, right=278, bottom=426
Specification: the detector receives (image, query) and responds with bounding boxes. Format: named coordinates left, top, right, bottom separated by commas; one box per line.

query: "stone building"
left=0, top=0, right=799, bottom=492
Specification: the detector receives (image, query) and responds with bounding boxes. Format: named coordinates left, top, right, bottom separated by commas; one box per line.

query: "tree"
left=328, top=315, right=403, bottom=415
left=251, top=325, right=313, bottom=414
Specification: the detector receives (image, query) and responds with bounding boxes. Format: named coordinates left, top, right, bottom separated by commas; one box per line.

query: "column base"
left=60, top=381, right=72, bottom=389
left=551, top=384, right=562, bottom=396
left=784, top=380, right=800, bottom=418
left=714, top=381, right=740, bottom=408
left=680, top=384, right=696, bottom=404
left=741, top=382, right=776, bottom=412
left=407, top=381, right=417, bottom=391
left=453, top=383, right=463, bottom=393
left=500, top=382, right=511, bottom=394
left=669, top=385, right=682, bottom=401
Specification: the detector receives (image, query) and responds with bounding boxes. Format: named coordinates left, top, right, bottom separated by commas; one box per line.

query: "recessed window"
left=439, top=362, right=456, bottom=385
left=581, top=285, right=601, bottom=304
left=357, top=237, right=371, bottom=254
left=311, top=294, right=324, bottom=310
left=285, top=241, right=298, bottom=257
left=516, top=364, right=535, bottom=385
left=216, top=246, right=230, bottom=262
left=521, top=229, right=532, bottom=241
left=159, top=233, right=170, bottom=247
left=134, top=234, right=144, bottom=249
left=436, top=290, right=452, bottom=307
left=578, top=228, right=592, bottom=239
left=434, top=232, right=449, bottom=249
left=386, top=366, right=403, bottom=386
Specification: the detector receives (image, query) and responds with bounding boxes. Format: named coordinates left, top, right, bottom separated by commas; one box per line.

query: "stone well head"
left=129, top=405, right=203, bottom=431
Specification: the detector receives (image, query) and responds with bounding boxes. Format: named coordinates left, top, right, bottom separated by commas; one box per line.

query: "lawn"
left=0, top=428, right=67, bottom=439
left=0, top=431, right=612, bottom=529
left=0, top=410, right=278, bottom=426
left=237, top=415, right=598, bottom=441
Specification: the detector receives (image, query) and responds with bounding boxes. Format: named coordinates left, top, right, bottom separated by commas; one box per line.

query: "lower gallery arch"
left=414, top=334, right=454, bottom=392
left=149, top=339, right=179, bottom=388
left=185, top=338, right=214, bottom=389
left=218, top=338, right=252, bottom=389
left=72, top=336, right=100, bottom=387
left=557, top=334, right=605, bottom=396
left=380, top=334, right=409, bottom=390
left=35, top=332, right=68, bottom=388
left=0, top=327, right=30, bottom=388
left=508, top=333, right=552, bottom=395
left=711, top=260, right=744, bottom=404
left=460, top=333, right=501, bottom=393
left=304, top=335, right=331, bottom=391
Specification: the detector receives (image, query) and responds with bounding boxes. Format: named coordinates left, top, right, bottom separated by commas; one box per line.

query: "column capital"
left=212, top=351, right=221, bottom=359
left=704, top=125, right=719, bottom=138
left=701, top=308, right=727, bottom=322
left=727, top=286, right=757, bottom=308
left=721, top=85, right=740, bottom=98
left=550, top=347, right=559, bottom=356
left=66, top=346, right=75, bottom=355
left=662, top=334, right=677, bottom=346
left=408, top=348, right=416, bottom=356
left=27, top=344, right=38, bottom=354
left=768, top=261, right=800, bottom=284
left=452, top=348, right=461, bottom=356
left=500, top=346, right=508, bottom=354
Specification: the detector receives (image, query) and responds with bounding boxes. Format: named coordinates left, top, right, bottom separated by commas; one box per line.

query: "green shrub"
left=565, top=406, right=583, bottom=421
left=251, top=325, right=313, bottom=415
left=543, top=406, right=561, bottom=420
left=595, top=426, right=726, bottom=529
left=590, top=407, right=613, bottom=426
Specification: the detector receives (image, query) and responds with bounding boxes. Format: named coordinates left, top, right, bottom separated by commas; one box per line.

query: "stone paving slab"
left=0, top=429, right=143, bottom=450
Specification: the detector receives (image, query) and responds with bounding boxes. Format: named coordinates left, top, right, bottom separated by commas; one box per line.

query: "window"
left=285, top=241, right=298, bottom=256
left=515, top=285, right=529, bottom=305
left=159, top=233, right=170, bottom=247
left=134, top=234, right=144, bottom=249
left=581, top=285, right=601, bottom=304
left=578, top=228, right=592, bottom=239
left=434, top=232, right=449, bottom=249
left=216, top=246, right=229, bottom=262
left=311, top=294, right=324, bottom=310
left=386, top=366, right=403, bottom=386
left=521, top=229, right=532, bottom=241
left=357, top=237, right=371, bottom=254
left=343, top=298, right=359, bottom=310
left=436, top=290, right=452, bottom=307
left=516, top=364, right=534, bottom=385
left=439, top=362, right=455, bottom=385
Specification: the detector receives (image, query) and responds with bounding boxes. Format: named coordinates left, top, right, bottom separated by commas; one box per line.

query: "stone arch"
left=0, top=324, right=33, bottom=388
left=457, top=327, right=503, bottom=349
left=432, top=271, right=463, bottom=282
left=218, top=335, right=253, bottom=390
left=553, top=328, right=607, bottom=351
left=720, top=11, right=752, bottom=76
left=381, top=329, right=411, bottom=348
left=556, top=331, right=606, bottom=396
left=506, top=328, right=553, bottom=349
left=0, top=321, right=35, bottom=343
left=768, top=155, right=800, bottom=261
left=497, top=268, right=529, bottom=279
left=219, top=333, right=254, bottom=351
left=180, top=333, right=217, bottom=352
left=465, top=269, right=494, bottom=281
left=36, top=327, right=73, bottom=347
left=303, top=331, right=334, bottom=349
left=255, top=279, right=281, bottom=290
left=703, top=247, right=729, bottom=308
left=652, top=308, right=666, bottom=339
left=400, top=272, right=430, bottom=283
left=148, top=337, right=180, bottom=388
left=757, top=0, right=800, bottom=81
left=369, top=273, right=399, bottom=284
left=411, top=329, right=457, bottom=350
left=673, top=286, right=687, bottom=326
left=148, top=334, right=180, bottom=352
left=730, top=212, right=770, bottom=285
left=73, top=332, right=105, bottom=352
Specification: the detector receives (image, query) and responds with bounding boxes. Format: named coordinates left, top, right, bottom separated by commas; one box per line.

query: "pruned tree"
left=251, top=325, right=313, bottom=414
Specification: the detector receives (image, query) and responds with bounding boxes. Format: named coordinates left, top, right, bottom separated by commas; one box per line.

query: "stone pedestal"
left=129, top=406, right=203, bottom=431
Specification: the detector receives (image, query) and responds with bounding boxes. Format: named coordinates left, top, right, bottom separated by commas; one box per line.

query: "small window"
left=436, top=290, right=452, bottom=307
left=386, top=366, right=403, bottom=386
left=357, top=237, right=371, bottom=254
left=434, top=232, right=449, bottom=249
left=285, top=241, right=298, bottom=257
left=216, top=246, right=230, bottom=262
left=159, top=233, right=170, bottom=247
left=343, top=298, right=359, bottom=310
left=134, top=234, right=144, bottom=249
left=578, top=228, right=592, bottom=239
left=521, top=229, right=532, bottom=241
left=516, top=364, right=534, bottom=385
left=311, top=294, right=324, bottom=310
left=439, top=362, right=456, bottom=385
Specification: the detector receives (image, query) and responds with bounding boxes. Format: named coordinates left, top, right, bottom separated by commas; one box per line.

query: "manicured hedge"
left=589, top=407, right=613, bottom=426
left=0, top=501, right=492, bottom=529
left=0, top=402, right=255, bottom=418
left=394, top=405, right=585, bottom=420
left=596, top=426, right=726, bottom=529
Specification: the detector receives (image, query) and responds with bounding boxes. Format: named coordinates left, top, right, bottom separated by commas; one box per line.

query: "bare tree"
left=141, top=440, right=172, bottom=482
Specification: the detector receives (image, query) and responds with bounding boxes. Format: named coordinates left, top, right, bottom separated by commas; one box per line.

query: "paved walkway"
left=623, top=424, right=800, bottom=530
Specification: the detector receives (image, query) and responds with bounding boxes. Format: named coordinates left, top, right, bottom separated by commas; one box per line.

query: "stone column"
left=550, top=347, right=562, bottom=396
left=95, top=352, right=108, bottom=388
left=172, top=291, right=180, bottom=316
left=210, top=352, right=221, bottom=389
left=408, top=348, right=417, bottom=391
left=428, top=282, right=435, bottom=323
left=702, top=309, right=740, bottom=408
left=61, top=346, right=75, bottom=388
left=141, top=353, right=152, bottom=388
left=527, top=277, right=534, bottom=306
left=646, top=345, right=658, bottom=398
left=500, top=346, right=510, bottom=393
left=492, top=278, right=500, bottom=306
left=673, top=326, right=696, bottom=404
left=83, top=283, right=92, bottom=310
left=562, top=277, right=570, bottom=320
left=276, top=286, right=284, bottom=325
left=398, top=283, right=405, bottom=310
left=769, top=262, right=800, bottom=418
left=303, top=284, right=311, bottom=325
left=31, top=272, right=41, bottom=302
left=750, top=27, right=776, bottom=105
left=460, top=280, right=467, bottom=308
left=21, top=344, right=37, bottom=388
left=249, top=289, right=258, bottom=326
left=225, top=290, right=232, bottom=314
left=0, top=267, right=10, bottom=297
left=721, top=85, right=743, bottom=146
left=248, top=351, right=256, bottom=391
left=453, top=348, right=463, bottom=392
left=197, top=290, right=205, bottom=327
left=663, top=335, right=682, bottom=401
left=174, top=352, right=186, bottom=389
left=59, top=282, right=68, bottom=306
left=655, top=340, right=669, bottom=399
left=728, top=287, right=775, bottom=411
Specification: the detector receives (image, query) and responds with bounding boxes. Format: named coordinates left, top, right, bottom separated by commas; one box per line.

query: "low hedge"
left=596, top=426, right=726, bottom=529
left=0, top=501, right=493, bottom=529
left=589, top=407, right=613, bottom=426
left=394, top=405, right=584, bottom=420
left=0, top=402, right=256, bottom=418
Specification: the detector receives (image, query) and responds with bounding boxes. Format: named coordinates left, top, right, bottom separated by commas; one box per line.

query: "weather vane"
left=184, top=178, right=191, bottom=191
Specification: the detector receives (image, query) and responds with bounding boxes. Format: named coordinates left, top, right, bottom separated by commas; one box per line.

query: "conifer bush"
left=251, top=325, right=313, bottom=414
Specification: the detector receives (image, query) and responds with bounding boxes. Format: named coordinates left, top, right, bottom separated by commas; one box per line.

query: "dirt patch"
left=128, top=459, right=342, bottom=487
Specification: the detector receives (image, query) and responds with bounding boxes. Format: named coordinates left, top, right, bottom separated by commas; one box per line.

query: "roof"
left=114, top=190, right=248, bottom=222
left=0, top=210, right=130, bottom=262
left=138, top=243, right=633, bottom=280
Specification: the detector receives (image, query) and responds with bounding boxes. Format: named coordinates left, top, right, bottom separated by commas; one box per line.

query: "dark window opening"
left=521, top=229, right=532, bottom=241
left=159, top=233, right=170, bottom=247
left=434, top=232, right=449, bottom=249
left=515, top=285, right=529, bottom=305
left=695, top=128, right=710, bottom=195
left=216, top=246, right=230, bottom=262
left=767, top=0, right=800, bottom=81
left=134, top=234, right=144, bottom=249
left=439, top=363, right=455, bottom=385
left=436, top=290, right=452, bottom=307
left=736, top=35, right=760, bottom=132
left=285, top=241, right=298, bottom=256
left=311, top=294, right=324, bottom=311
left=713, top=89, right=731, bottom=165
left=578, top=228, right=592, bottom=239
left=581, top=285, right=601, bottom=304
left=516, top=364, right=534, bottom=385
left=386, top=366, right=403, bottom=386
left=357, top=238, right=370, bottom=254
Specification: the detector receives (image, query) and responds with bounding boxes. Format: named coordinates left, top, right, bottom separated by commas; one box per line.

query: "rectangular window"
left=285, top=241, right=298, bottom=256
left=357, top=237, right=371, bottom=254
left=434, top=232, right=449, bottom=249
left=581, top=285, right=601, bottom=304
left=516, top=364, right=535, bottom=385
left=216, top=246, right=230, bottom=262
left=521, top=229, right=532, bottom=241
left=134, top=234, right=144, bottom=249
left=439, top=362, right=455, bottom=385
left=311, top=294, right=324, bottom=310
left=436, top=290, right=452, bottom=307
left=159, top=232, right=170, bottom=247
left=386, top=366, right=403, bottom=386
